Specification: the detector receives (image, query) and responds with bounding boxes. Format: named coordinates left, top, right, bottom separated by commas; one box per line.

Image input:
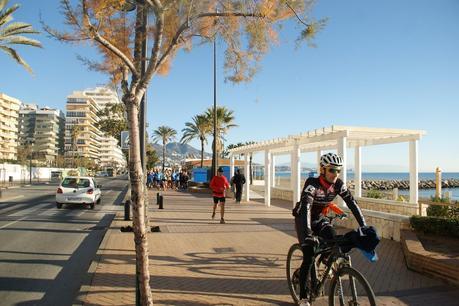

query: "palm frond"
left=0, top=44, right=32, bottom=73
left=1, top=35, right=42, bottom=47
left=0, top=3, right=18, bottom=27
left=0, top=22, right=38, bottom=37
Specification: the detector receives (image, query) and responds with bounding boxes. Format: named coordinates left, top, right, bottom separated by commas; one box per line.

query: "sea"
left=271, top=172, right=459, bottom=201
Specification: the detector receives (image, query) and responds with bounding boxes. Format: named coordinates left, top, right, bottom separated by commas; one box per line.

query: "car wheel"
left=90, top=203, right=95, bottom=209
left=56, top=202, right=62, bottom=209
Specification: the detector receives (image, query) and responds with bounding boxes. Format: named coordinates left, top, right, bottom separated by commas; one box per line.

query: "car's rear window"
left=62, top=178, right=91, bottom=188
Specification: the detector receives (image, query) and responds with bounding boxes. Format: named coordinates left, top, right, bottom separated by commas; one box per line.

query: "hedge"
left=410, top=215, right=459, bottom=238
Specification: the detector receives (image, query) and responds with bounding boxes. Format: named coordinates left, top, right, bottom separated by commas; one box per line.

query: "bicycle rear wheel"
left=328, top=266, right=376, bottom=306
left=286, top=243, right=302, bottom=304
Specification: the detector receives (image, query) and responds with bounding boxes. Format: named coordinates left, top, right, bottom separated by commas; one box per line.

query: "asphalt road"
left=0, top=176, right=128, bottom=306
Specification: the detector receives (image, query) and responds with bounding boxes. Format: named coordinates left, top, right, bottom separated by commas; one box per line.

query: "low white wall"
left=268, top=185, right=412, bottom=241
left=0, top=163, right=75, bottom=182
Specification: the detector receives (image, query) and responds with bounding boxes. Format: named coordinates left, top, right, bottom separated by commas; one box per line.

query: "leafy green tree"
left=16, top=144, right=32, bottom=165
left=181, top=115, right=211, bottom=168
left=96, top=102, right=128, bottom=146
left=152, top=126, right=177, bottom=173
left=0, top=0, right=41, bottom=73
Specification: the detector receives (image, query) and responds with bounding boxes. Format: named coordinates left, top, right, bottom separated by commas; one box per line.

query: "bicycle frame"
left=308, top=241, right=352, bottom=302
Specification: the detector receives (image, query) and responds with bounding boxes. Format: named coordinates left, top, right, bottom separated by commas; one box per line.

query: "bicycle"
left=286, top=215, right=377, bottom=306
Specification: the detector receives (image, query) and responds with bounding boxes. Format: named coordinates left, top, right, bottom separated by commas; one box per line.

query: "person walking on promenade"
left=210, top=167, right=230, bottom=224
left=231, top=169, right=246, bottom=203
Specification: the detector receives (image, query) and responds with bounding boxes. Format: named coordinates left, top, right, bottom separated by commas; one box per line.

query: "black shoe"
left=220, top=218, right=225, bottom=224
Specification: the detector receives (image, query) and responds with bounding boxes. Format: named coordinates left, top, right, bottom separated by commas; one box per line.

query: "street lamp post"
left=211, top=35, right=218, bottom=180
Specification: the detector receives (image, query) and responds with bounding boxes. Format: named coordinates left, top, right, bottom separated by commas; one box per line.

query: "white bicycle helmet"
left=320, top=153, right=343, bottom=168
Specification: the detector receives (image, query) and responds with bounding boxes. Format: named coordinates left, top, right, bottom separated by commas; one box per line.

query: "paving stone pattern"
left=81, top=191, right=459, bottom=305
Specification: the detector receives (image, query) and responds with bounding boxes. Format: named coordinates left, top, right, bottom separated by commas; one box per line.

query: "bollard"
left=156, top=192, right=160, bottom=205
left=159, top=195, right=164, bottom=209
left=124, top=200, right=131, bottom=221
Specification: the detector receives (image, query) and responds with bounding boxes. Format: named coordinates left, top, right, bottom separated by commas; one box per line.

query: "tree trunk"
left=200, top=138, right=204, bottom=168
left=125, top=96, right=153, bottom=305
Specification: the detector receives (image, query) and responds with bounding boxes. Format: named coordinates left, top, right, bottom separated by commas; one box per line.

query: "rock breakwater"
left=347, top=179, right=459, bottom=190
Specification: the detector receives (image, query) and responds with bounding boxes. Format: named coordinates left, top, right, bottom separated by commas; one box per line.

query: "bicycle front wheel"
left=286, top=243, right=302, bottom=304
left=328, top=266, right=376, bottom=306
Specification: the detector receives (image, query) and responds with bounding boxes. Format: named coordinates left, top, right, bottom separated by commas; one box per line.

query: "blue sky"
left=1, top=0, right=458, bottom=172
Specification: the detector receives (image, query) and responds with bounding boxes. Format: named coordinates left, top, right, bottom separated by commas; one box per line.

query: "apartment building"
left=82, top=87, right=122, bottom=113
left=65, top=92, right=104, bottom=163
left=100, top=136, right=127, bottom=172
left=0, top=93, right=21, bottom=160
left=18, top=103, right=37, bottom=146
left=18, top=104, right=66, bottom=164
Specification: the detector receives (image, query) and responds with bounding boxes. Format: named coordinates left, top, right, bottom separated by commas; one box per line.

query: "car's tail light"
left=87, top=188, right=94, bottom=194
left=57, top=188, right=63, bottom=194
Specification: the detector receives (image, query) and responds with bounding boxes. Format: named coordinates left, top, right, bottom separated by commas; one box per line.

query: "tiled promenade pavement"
left=79, top=190, right=459, bottom=305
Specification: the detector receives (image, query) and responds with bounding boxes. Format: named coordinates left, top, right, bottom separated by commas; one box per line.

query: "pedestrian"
left=209, top=167, right=230, bottom=224
left=232, top=169, right=246, bottom=203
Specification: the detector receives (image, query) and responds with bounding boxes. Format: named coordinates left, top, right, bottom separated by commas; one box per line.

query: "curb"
left=73, top=184, right=131, bottom=306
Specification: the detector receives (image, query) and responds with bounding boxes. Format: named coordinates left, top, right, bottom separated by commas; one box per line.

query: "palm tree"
left=181, top=115, right=211, bottom=168
left=205, top=106, right=238, bottom=160
left=152, top=126, right=177, bottom=173
left=0, top=0, right=42, bottom=74
left=70, top=125, right=83, bottom=168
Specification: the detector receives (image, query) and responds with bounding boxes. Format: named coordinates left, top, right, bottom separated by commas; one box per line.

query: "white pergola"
left=228, top=125, right=426, bottom=207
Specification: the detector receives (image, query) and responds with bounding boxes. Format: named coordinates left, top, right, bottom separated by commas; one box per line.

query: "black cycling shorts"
left=213, top=196, right=226, bottom=204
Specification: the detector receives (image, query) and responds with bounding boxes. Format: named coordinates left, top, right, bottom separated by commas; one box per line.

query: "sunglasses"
left=327, top=168, right=341, bottom=174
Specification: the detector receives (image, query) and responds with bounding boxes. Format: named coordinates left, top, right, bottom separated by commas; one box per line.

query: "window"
left=61, top=178, right=91, bottom=188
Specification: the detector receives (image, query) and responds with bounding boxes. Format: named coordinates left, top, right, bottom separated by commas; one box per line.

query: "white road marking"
left=0, top=216, right=28, bottom=229
left=9, top=203, right=50, bottom=217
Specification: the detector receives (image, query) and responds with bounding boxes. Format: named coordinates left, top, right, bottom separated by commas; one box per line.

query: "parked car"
left=55, top=176, right=102, bottom=209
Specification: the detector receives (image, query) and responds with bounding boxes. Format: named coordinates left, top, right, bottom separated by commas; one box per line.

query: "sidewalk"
left=77, top=190, right=459, bottom=305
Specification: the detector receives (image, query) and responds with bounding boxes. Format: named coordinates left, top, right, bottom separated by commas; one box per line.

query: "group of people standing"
left=146, top=168, right=189, bottom=191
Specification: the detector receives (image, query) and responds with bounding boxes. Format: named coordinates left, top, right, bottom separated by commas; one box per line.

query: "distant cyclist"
left=292, top=153, right=377, bottom=306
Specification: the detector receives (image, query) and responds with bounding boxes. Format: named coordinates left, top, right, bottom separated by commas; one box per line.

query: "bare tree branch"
left=286, top=1, right=309, bottom=27
left=154, top=10, right=265, bottom=79
left=138, top=4, right=165, bottom=96
left=81, top=0, right=138, bottom=79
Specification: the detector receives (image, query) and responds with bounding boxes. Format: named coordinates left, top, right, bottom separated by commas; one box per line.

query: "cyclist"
left=292, top=152, right=369, bottom=306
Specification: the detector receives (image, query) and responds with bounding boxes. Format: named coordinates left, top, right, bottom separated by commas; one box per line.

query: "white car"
left=56, top=176, right=102, bottom=209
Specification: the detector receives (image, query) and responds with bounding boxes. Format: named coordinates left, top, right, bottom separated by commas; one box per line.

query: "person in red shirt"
left=210, top=167, right=230, bottom=224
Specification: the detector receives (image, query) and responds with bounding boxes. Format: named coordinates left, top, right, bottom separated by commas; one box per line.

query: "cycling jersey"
left=293, top=176, right=366, bottom=237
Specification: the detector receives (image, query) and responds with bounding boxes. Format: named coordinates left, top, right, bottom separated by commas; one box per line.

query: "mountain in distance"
left=151, top=142, right=212, bottom=165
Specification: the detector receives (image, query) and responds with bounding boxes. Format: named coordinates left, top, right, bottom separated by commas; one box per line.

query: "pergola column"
left=292, top=143, right=301, bottom=205
left=354, top=146, right=362, bottom=197
left=337, top=136, right=347, bottom=185
left=271, top=155, right=276, bottom=187
left=409, top=139, right=419, bottom=204
left=244, top=153, right=250, bottom=202
left=316, top=150, right=322, bottom=176
left=264, top=150, right=271, bottom=207
left=230, top=155, right=235, bottom=179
